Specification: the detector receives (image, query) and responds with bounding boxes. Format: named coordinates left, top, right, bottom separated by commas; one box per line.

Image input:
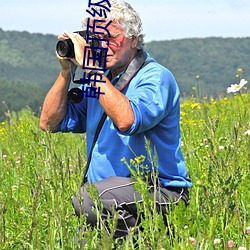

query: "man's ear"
left=131, top=36, right=139, bottom=49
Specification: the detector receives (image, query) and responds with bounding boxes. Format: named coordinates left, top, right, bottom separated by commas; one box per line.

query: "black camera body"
left=56, top=30, right=101, bottom=58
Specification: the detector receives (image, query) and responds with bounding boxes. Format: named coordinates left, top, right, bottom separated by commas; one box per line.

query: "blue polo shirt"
left=57, top=53, right=192, bottom=188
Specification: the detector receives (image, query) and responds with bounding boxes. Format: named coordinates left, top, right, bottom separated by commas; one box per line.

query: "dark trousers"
left=72, top=176, right=189, bottom=238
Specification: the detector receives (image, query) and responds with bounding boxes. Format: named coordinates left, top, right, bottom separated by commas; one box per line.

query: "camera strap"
left=81, top=50, right=150, bottom=186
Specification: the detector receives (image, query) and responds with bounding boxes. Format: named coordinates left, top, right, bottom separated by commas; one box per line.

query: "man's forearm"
left=91, top=74, right=135, bottom=132
left=40, top=70, right=71, bottom=132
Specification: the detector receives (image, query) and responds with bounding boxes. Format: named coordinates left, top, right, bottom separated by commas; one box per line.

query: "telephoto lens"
left=68, top=88, right=83, bottom=103
left=56, top=31, right=102, bottom=59
left=56, top=39, right=75, bottom=58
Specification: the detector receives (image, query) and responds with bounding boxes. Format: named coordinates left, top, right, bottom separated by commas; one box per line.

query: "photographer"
left=40, top=0, right=192, bottom=243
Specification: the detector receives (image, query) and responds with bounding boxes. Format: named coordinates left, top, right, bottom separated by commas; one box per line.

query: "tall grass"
left=0, top=93, right=249, bottom=249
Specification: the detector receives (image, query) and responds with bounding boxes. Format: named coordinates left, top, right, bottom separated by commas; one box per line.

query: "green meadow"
left=0, top=91, right=249, bottom=249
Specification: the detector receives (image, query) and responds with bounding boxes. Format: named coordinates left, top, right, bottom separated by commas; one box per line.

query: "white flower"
left=238, top=247, right=246, bottom=250
left=227, top=79, right=248, bottom=93
left=189, top=237, right=196, bottom=245
left=214, top=238, right=221, bottom=244
left=246, top=226, right=250, bottom=235
left=12, top=185, right=18, bottom=192
left=244, top=130, right=250, bottom=136
left=20, top=207, right=25, bottom=214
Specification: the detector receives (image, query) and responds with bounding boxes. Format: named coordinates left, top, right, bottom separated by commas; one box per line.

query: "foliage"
left=0, top=79, right=46, bottom=121
left=0, top=92, right=249, bottom=249
left=1, top=28, right=250, bottom=119
left=145, top=37, right=250, bottom=98
left=0, top=29, right=61, bottom=121
left=0, top=28, right=60, bottom=89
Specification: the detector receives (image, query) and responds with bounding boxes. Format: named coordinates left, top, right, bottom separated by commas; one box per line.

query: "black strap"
left=81, top=50, right=150, bottom=185
left=81, top=112, right=107, bottom=185
left=114, top=49, right=147, bottom=91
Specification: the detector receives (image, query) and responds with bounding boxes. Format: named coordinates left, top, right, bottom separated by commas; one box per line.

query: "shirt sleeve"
left=119, top=63, right=180, bottom=135
left=56, top=97, right=87, bottom=133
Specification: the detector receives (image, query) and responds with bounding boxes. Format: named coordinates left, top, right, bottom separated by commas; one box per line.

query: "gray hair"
left=82, top=0, right=145, bottom=49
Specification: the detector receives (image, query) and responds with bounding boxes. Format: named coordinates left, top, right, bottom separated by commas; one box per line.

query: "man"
left=40, top=0, right=192, bottom=242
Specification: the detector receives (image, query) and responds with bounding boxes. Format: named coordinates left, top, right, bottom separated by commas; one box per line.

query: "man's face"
left=89, top=20, right=137, bottom=73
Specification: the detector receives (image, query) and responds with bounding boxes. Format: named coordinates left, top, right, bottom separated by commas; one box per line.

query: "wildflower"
left=189, top=237, right=196, bottom=246
left=238, top=247, right=246, bottom=250
left=42, top=213, right=48, bottom=221
left=237, top=67, right=243, bottom=73
left=69, top=164, right=74, bottom=171
left=246, top=226, right=250, bottom=235
left=130, top=159, right=135, bottom=165
left=228, top=240, right=235, bottom=248
left=191, top=103, right=201, bottom=109
left=244, top=130, right=250, bottom=136
left=135, top=157, right=141, bottom=164
left=214, top=238, right=221, bottom=244
left=227, top=79, right=248, bottom=93
left=121, top=157, right=126, bottom=163
left=12, top=185, right=18, bottom=192
left=196, top=180, right=202, bottom=185
left=219, top=145, right=224, bottom=150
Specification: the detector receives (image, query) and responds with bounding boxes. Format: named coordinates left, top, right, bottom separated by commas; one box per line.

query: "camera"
left=56, top=30, right=102, bottom=58
left=68, top=87, right=83, bottom=103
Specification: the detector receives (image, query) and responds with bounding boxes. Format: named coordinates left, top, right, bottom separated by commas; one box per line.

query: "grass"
left=0, top=93, right=249, bottom=249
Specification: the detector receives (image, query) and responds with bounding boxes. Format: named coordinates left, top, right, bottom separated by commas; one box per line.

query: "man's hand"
left=56, top=32, right=78, bottom=71
left=59, top=31, right=89, bottom=69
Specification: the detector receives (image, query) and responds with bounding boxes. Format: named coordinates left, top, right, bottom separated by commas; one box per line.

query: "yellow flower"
left=180, top=111, right=187, bottom=117
left=237, top=67, right=243, bottom=73
left=191, top=103, right=201, bottom=109
left=135, top=157, right=141, bottom=164
left=130, top=159, right=135, bottom=165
